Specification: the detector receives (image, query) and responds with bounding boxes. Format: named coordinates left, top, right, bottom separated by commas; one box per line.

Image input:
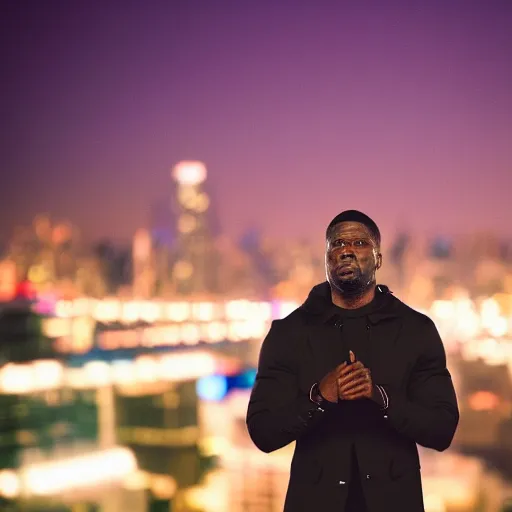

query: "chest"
left=296, top=319, right=419, bottom=393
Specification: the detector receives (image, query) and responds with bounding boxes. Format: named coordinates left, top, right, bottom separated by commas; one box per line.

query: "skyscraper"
left=132, top=228, right=155, bottom=298
left=170, top=161, right=217, bottom=296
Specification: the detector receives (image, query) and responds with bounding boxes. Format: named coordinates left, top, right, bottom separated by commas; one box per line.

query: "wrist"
left=309, top=382, right=322, bottom=403
left=309, top=383, right=337, bottom=411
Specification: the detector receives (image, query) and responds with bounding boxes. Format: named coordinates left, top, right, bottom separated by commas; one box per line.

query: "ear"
left=376, top=252, right=382, bottom=270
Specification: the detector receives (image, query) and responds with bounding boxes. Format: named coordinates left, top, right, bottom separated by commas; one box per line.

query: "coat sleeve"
left=382, top=317, right=459, bottom=452
left=246, top=319, right=329, bottom=453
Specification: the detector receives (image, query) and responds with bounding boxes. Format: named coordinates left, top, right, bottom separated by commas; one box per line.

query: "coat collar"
left=301, top=282, right=404, bottom=381
left=300, top=281, right=400, bottom=325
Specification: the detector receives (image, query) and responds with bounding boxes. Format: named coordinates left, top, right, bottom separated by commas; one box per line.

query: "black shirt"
left=331, top=295, right=385, bottom=512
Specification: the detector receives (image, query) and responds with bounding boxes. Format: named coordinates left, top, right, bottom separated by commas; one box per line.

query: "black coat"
left=246, top=283, right=459, bottom=512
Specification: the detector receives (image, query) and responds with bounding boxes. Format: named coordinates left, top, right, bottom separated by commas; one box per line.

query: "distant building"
left=170, top=161, right=219, bottom=296
left=132, top=228, right=156, bottom=298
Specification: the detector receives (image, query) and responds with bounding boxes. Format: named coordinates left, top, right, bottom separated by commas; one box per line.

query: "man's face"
left=325, top=221, right=382, bottom=296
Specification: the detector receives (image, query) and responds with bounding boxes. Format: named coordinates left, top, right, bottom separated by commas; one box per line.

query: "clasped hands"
left=318, top=350, right=374, bottom=403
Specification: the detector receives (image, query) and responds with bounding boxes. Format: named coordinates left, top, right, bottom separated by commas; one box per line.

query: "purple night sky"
left=1, top=1, right=512, bottom=246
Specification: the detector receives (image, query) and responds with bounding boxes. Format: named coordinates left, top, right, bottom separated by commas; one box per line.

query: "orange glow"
left=467, top=391, right=500, bottom=411
left=0, top=260, right=17, bottom=302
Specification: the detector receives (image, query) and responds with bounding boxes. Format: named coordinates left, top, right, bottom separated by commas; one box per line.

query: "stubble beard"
left=330, top=266, right=376, bottom=298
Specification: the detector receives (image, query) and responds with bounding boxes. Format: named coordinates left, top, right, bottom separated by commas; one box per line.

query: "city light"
left=467, top=391, right=501, bottom=411
left=196, top=369, right=257, bottom=402
left=83, top=360, right=111, bottom=387
left=0, top=360, right=64, bottom=394
left=0, top=470, right=20, bottom=499
left=0, top=352, right=241, bottom=393
left=111, top=359, right=136, bottom=385
left=191, top=302, right=216, bottom=322
left=3, top=207, right=512, bottom=510
left=422, top=477, right=475, bottom=511
left=94, top=319, right=269, bottom=351
left=0, top=64, right=510, bottom=511
left=0, top=259, right=17, bottom=302
left=48, top=298, right=277, bottom=324
left=93, top=298, right=122, bottom=322
left=197, top=375, right=229, bottom=401
left=20, top=447, right=137, bottom=496
left=165, top=301, right=191, bottom=322
left=158, top=351, right=217, bottom=381
left=172, top=161, right=207, bottom=185
left=150, top=474, right=177, bottom=499
left=32, top=294, right=512, bottom=369
left=423, top=494, right=446, bottom=512
left=204, top=321, right=228, bottom=343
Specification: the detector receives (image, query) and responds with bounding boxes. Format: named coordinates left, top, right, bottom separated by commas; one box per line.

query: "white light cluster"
left=51, top=298, right=273, bottom=324
left=460, top=337, right=512, bottom=367
left=0, top=448, right=137, bottom=498
left=43, top=298, right=274, bottom=354
left=0, top=360, right=64, bottom=394
left=172, top=161, right=207, bottom=186
left=429, top=296, right=512, bottom=342
left=0, top=470, right=20, bottom=498
left=0, top=351, right=237, bottom=394
left=97, top=319, right=268, bottom=352
left=49, top=295, right=512, bottom=335
left=40, top=294, right=512, bottom=365
left=25, top=448, right=135, bottom=495
left=0, top=447, right=137, bottom=498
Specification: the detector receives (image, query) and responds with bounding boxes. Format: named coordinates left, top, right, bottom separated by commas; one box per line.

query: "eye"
left=354, top=239, right=369, bottom=247
left=332, top=239, right=345, bottom=247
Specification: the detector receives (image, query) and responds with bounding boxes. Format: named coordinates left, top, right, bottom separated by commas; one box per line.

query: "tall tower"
left=132, top=228, right=155, bottom=298
left=170, top=161, right=215, bottom=296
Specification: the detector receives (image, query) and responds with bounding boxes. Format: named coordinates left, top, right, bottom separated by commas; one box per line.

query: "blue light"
left=196, top=375, right=228, bottom=401
left=232, top=369, right=257, bottom=389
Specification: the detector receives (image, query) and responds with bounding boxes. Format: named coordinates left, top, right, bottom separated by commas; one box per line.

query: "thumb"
left=349, top=350, right=356, bottom=363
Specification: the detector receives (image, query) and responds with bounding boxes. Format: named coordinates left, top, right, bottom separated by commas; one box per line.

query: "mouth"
left=337, top=264, right=357, bottom=277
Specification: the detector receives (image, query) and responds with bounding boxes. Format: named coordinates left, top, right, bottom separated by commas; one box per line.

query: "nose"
left=339, top=247, right=355, bottom=260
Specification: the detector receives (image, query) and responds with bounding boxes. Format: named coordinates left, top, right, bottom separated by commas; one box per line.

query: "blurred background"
left=1, top=1, right=512, bottom=511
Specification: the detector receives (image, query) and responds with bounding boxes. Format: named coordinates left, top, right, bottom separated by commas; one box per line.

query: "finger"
left=341, top=382, right=372, bottom=399
left=334, top=362, right=348, bottom=375
left=344, top=381, right=372, bottom=395
left=337, top=368, right=367, bottom=386
left=349, top=350, right=356, bottom=363
left=338, top=361, right=364, bottom=377
left=338, top=369, right=368, bottom=389
left=359, top=368, right=371, bottom=381
left=339, top=369, right=372, bottom=392
left=339, top=376, right=369, bottom=394
left=342, top=390, right=369, bottom=400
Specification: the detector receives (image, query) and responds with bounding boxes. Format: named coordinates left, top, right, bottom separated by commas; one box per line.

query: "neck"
left=331, top=282, right=376, bottom=309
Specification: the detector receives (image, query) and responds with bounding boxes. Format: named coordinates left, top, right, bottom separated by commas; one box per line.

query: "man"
left=246, top=210, right=459, bottom=511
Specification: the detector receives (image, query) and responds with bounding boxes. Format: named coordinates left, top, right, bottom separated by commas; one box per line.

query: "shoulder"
left=390, top=296, right=445, bottom=358
left=389, top=295, right=442, bottom=349
left=389, top=294, right=436, bottom=329
left=258, top=310, right=306, bottom=367
left=262, top=308, right=308, bottom=347
left=275, top=307, right=307, bottom=326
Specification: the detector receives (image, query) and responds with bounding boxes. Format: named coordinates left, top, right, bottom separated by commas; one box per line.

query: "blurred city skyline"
left=2, top=3, right=512, bottom=510
left=2, top=0, right=512, bottom=245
